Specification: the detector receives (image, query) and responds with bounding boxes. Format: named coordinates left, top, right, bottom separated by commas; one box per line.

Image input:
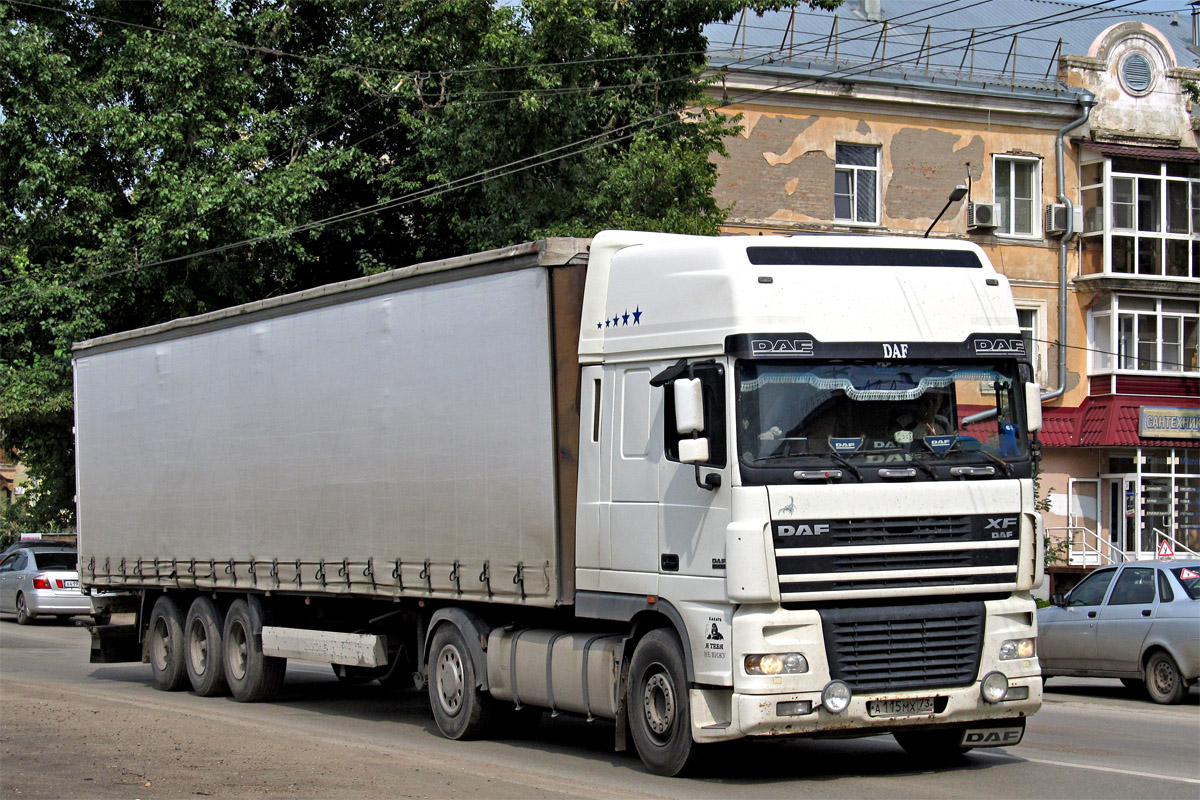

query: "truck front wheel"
left=427, top=624, right=494, bottom=740
left=147, top=595, right=188, bottom=691
left=627, top=628, right=701, bottom=776
left=221, top=598, right=286, bottom=702
left=184, top=597, right=227, bottom=697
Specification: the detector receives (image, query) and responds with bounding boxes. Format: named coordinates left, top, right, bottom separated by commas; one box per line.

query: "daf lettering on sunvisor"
left=973, top=338, right=1026, bottom=355
left=882, top=343, right=909, bottom=358
left=752, top=339, right=814, bottom=355
left=777, top=524, right=829, bottom=537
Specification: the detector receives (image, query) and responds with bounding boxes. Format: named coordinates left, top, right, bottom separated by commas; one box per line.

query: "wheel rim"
left=228, top=621, right=249, bottom=681
left=150, top=616, right=171, bottom=670
left=16, top=595, right=27, bottom=621
left=1151, top=658, right=1175, bottom=696
left=435, top=644, right=465, bottom=717
left=641, top=665, right=676, bottom=743
left=189, top=619, right=210, bottom=676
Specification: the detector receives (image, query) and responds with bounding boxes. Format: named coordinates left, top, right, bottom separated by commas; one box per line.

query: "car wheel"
left=148, top=595, right=189, bottom=691
left=627, top=628, right=703, bottom=777
left=15, top=593, right=34, bottom=625
left=894, top=728, right=973, bottom=761
left=222, top=598, right=286, bottom=702
left=1145, top=651, right=1185, bottom=705
left=427, top=623, right=495, bottom=740
left=184, top=597, right=228, bottom=697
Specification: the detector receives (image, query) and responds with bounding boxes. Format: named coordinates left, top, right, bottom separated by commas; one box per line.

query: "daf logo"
left=963, top=728, right=1024, bottom=745
left=777, top=524, right=829, bottom=537
left=752, top=338, right=814, bottom=356
left=986, top=517, right=1019, bottom=539
left=882, top=343, right=909, bottom=359
left=973, top=338, right=1026, bottom=355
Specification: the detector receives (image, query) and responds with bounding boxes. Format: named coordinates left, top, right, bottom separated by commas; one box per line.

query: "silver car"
left=0, top=547, right=92, bottom=624
left=1038, top=559, right=1200, bottom=704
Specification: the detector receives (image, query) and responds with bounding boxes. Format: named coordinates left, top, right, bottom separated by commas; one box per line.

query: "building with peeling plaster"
left=704, top=1, right=1199, bottom=590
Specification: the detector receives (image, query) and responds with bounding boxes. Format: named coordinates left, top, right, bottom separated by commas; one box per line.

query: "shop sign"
left=1139, top=407, right=1200, bottom=440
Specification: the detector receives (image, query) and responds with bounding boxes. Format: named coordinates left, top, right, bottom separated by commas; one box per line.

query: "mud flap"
left=960, top=719, right=1026, bottom=748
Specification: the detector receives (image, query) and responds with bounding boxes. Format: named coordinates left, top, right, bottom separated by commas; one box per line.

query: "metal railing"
left=1152, top=528, right=1200, bottom=560
left=1045, top=526, right=1125, bottom=567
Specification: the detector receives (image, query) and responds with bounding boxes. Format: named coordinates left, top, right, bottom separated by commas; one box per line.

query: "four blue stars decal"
left=597, top=305, right=643, bottom=330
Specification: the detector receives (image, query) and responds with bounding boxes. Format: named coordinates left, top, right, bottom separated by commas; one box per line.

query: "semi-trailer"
left=77, top=231, right=1044, bottom=775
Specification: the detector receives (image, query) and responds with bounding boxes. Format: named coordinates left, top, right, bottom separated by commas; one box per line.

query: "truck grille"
left=819, top=515, right=972, bottom=546
left=820, top=601, right=984, bottom=692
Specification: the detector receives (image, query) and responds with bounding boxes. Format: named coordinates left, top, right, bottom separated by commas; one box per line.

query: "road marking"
left=976, top=750, right=1200, bottom=785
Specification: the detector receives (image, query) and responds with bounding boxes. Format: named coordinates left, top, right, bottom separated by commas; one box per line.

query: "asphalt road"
left=1, top=617, right=1197, bottom=799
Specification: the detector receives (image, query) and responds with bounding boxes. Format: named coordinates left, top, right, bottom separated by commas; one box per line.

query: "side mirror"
left=1025, top=382, right=1043, bottom=433
left=674, top=378, right=705, bottom=435
left=678, top=438, right=710, bottom=464
left=1050, top=593, right=1066, bottom=608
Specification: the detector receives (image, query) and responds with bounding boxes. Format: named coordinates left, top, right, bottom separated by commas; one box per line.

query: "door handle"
left=1142, top=609, right=1152, bottom=617
left=1087, top=611, right=1097, bottom=618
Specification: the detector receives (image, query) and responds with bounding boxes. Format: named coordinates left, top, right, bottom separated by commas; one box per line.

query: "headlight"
left=745, top=653, right=809, bottom=675
left=999, top=638, right=1035, bottom=660
left=981, top=671, right=1009, bottom=704
left=822, top=680, right=852, bottom=714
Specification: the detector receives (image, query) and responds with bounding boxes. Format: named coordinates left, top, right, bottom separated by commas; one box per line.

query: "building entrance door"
left=1102, top=475, right=1137, bottom=559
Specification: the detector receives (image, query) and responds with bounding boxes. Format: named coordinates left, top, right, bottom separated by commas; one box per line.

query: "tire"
left=893, top=728, right=973, bottom=761
left=627, top=628, right=702, bottom=777
left=147, top=595, right=189, bottom=691
left=427, top=623, right=494, bottom=740
left=184, top=597, right=227, bottom=697
left=1144, top=651, right=1185, bottom=705
left=15, top=593, right=34, bottom=625
left=221, top=598, right=286, bottom=702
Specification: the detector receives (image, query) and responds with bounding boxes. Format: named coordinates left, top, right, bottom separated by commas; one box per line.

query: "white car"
left=0, top=546, right=92, bottom=624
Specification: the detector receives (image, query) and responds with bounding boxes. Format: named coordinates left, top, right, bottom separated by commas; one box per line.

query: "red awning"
left=1075, top=140, right=1200, bottom=164
left=1039, top=395, right=1199, bottom=448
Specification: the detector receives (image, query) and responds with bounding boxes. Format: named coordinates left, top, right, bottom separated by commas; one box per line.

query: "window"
left=995, top=157, right=1041, bottom=237
left=1067, top=567, right=1116, bottom=606
left=1081, top=157, right=1200, bottom=278
left=1015, top=304, right=1047, bottom=385
left=1108, top=567, right=1156, bottom=605
left=834, top=144, right=879, bottom=225
left=1090, top=295, right=1199, bottom=375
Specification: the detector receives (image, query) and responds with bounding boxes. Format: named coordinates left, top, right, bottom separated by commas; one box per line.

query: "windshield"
left=736, top=360, right=1029, bottom=478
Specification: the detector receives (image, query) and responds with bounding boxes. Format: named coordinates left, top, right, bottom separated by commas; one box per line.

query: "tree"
left=1, top=1, right=838, bottom=533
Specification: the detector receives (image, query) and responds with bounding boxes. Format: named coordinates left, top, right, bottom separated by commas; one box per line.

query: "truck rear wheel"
left=147, top=595, right=188, bottom=691
left=222, top=598, right=286, bottom=702
left=627, top=628, right=701, bottom=777
left=427, top=623, right=493, bottom=740
left=184, top=597, right=227, bottom=697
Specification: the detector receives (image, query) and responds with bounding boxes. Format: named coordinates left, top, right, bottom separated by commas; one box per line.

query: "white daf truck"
left=76, top=231, right=1044, bottom=775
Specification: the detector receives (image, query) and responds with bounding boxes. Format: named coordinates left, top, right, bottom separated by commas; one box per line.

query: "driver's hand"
left=758, top=426, right=783, bottom=441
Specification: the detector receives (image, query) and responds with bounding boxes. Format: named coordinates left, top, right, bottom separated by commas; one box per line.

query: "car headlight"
left=981, top=671, right=1009, bottom=704
left=745, top=653, right=809, bottom=675
left=999, top=638, right=1035, bottom=661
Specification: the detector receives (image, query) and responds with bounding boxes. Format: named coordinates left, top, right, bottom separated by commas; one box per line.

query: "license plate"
left=62, top=579, right=79, bottom=589
left=867, top=697, right=935, bottom=717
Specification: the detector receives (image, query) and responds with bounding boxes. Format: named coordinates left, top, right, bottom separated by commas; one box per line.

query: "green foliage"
left=1, top=1, right=842, bottom=530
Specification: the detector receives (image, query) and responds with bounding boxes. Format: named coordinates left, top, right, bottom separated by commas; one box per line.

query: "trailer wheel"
left=1145, top=651, right=1185, bottom=705
left=427, top=624, right=493, bottom=740
left=893, top=727, right=972, bottom=761
left=184, top=597, right=227, bottom=696
left=147, top=595, right=188, bottom=691
left=222, top=599, right=286, bottom=702
left=627, top=629, right=701, bottom=776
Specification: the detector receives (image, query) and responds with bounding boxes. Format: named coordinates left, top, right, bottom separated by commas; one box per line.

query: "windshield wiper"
left=827, top=451, right=864, bottom=482
left=975, top=448, right=1015, bottom=477
left=908, top=453, right=938, bottom=480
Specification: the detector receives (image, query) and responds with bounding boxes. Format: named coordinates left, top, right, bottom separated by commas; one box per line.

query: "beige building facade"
left=705, top=2, right=1199, bottom=589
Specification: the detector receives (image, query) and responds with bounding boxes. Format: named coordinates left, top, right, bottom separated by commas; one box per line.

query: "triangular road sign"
left=1157, top=539, right=1175, bottom=559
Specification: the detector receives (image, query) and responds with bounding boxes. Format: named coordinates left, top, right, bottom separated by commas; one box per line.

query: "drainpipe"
left=1041, top=94, right=1095, bottom=405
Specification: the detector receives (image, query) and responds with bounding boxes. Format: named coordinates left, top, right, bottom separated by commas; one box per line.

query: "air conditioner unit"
left=967, top=202, right=1001, bottom=230
left=1045, top=203, right=1086, bottom=236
